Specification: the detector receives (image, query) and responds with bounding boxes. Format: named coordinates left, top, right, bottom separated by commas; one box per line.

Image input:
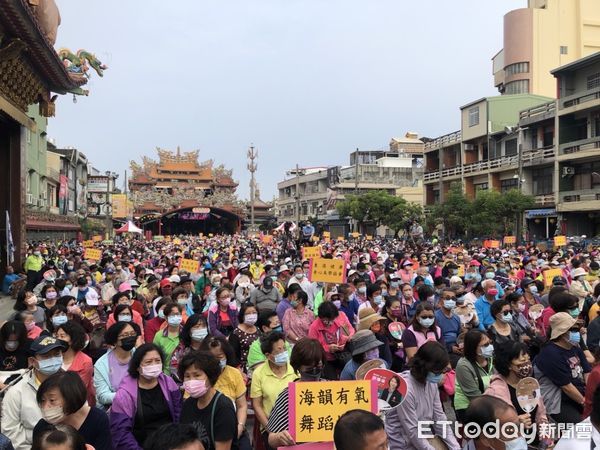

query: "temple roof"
left=1, top=0, right=86, bottom=93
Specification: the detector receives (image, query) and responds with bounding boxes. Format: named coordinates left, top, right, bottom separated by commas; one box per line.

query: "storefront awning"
left=525, top=209, right=556, bottom=219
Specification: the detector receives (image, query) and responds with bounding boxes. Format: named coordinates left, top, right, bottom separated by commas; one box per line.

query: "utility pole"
left=295, top=163, right=301, bottom=227
left=354, top=147, right=359, bottom=194
left=247, top=145, right=257, bottom=230
left=516, top=127, right=524, bottom=245
left=105, top=171, right=117, bottom=239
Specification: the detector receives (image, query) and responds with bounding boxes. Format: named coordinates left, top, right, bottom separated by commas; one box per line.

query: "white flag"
left=5, top=210, right=14, bottom=265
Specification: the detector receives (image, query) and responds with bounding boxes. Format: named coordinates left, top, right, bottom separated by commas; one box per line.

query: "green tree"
left=383, top=200, right=424, bottom=237
left=465, top=188, right=535, bottom=238
left=428, top=182, right=473, bottom=239
left=337, top=190, right=424, bottom=236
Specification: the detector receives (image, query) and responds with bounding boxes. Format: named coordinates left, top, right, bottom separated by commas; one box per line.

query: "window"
left=560, top=46, right=568, bottom=55
left=587, top=73, right=600, bottom=90
left=505, top=80, right=530, bottom=94
left=505, top=62, right=529, bottom=76
left=505, top=138, right=518, bottom=156
left=501, top=178, right=519, bottom=193
left=468, top=107, right=479, bottom=127
left=475, top=182, right=488, bottom=192
left=532, top=167, right=553, bottom=195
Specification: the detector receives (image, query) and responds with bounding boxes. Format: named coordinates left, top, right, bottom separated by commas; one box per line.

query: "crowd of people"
left=0, top=231, right=600, bottom=450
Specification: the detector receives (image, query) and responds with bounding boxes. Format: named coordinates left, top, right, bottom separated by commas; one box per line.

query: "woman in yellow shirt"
left=200, top=335, right=251, bottom=449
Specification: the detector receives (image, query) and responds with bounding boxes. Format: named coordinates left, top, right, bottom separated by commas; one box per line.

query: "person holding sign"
left=385, top=341, right=459, bottom=450
left=340, top=330, right=384, bottom=381
left=266, top=338, right=326, bottom=448
left=485, top=341, right=549, bottom=446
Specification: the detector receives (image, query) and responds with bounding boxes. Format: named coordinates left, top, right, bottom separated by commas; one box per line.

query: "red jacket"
left=308, top=311, right=355, bottom=360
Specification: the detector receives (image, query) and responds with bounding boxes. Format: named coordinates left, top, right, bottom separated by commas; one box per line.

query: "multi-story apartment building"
left=493, top=0, right=600, bottom=98
left=277, top=134, right=424, bottom=236
left=424, top=93, right=559, bottom=240
left=552, top=53, right=600, bottom=236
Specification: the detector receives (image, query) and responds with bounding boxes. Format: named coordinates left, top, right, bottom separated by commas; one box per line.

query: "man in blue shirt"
left=434, top=287, right=462, bottom=366
left=475, top=279, right=499, bottom=330
left=1, top=266, right=22, bottom=295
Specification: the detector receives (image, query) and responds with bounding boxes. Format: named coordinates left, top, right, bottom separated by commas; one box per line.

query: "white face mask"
left=42, top=405, right=64, bottom=425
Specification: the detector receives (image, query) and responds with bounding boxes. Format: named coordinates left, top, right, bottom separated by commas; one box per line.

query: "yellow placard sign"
left=322, top=231, right=331, bottom=239
left=543, top=268, right=563, bottom=288
left=261, top=235, right=273, bottom=244
left=457, top=264, right=465, bottom=277
left=84, top=248, right=102, bottom=261
left=309, top=258, right=346, bottom=284
left=302, top=246, right=321, bottom=260
left=366, top=235, right=373, bottom=241
left=82, top=240, right=94, bottom=248
left=350, top=232, right=360, bottom=238
left=336, top=236, right=345, bottom=241
left=165, top=235, right=172, bottom=242
left=92, top=235, right=103, bottom=242
left=173, top=238, right=182, bottom=245
left=554, top=235, right=567, bottom=247
left=289, top=380, right=377, bottom=443
left=179, top=258, right=200, bottom=273
left=503, top=236, right=516, bottom=244
left=208, top=233, right=214, bottom=237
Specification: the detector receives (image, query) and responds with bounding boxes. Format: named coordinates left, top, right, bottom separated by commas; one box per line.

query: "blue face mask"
left=167, top=315, right=182, bottom=327
left=52, top=315, right=68, bottom=327
left=272, top=325, right=283, bottom=334
left=374, top=295, right=384, bottom=305
left=273, top=350, right=289, bottom=366
left=485, top=272, right=495, bottom=279
left=443, top=299, right=456, bottom=310
left=569, top=308, right=580, bottom=318
left=503, top=437, right=528, bottom=450
left=37, top=355, right=63, bottom=376
left=426, top=372, right=443, bottom=384
left=219, top=359, right=227, bottom=370
left=569, top=331, right=581, bottom=345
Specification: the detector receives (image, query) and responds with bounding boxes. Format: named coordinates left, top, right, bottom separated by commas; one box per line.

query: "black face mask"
left=300, top=366, right=323, bottom=382
left=120, top=336, right=137, bottom=352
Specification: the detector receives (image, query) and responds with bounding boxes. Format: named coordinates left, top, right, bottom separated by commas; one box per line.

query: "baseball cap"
left=263, top=277, right=273, bottom=288
left=552, top=276, right=567, bottom=286
left=278, top=264, right=290, bottom=274
left=159, top=279, right=172, bottom=288
left=169, top=275, right=181, bottom=284
left=31, top=336, right=67, bottom=355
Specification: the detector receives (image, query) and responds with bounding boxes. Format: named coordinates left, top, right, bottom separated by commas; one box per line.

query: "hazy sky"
left=50, top=0, right=524, bottom=200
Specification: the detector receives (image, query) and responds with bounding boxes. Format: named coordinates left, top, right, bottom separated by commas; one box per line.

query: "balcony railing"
left=560, top=86, right=600, bottom=109
left=560, top=189, right=600, bottom=203
left=534, top=194, right=555, bottom=206
left=424, top=131, right=462, bottom=151
left=519, top=101, right=556, bottom=122
left=559, top=135, right=600, bottom=155
left=423, top=147, right=555, bottom=180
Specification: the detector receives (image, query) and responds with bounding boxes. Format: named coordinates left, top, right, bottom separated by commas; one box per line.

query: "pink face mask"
left=183, top=379, right=208, bottom=398
left=141, top=363, right=162, bottom=379
left=487, top=288, right=499, bottom=297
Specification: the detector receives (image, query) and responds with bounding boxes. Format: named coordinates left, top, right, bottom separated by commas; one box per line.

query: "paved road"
left=0, top=295, right=15, bottom=322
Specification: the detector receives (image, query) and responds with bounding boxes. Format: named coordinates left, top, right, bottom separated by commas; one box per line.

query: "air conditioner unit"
left=562, top=166, right=575, bottom=177
left=464, top=144, right=476, bottom=151
left=41, top=191, right=47, bottom=200
left=26, top=193, right=34, bottom=204
left=38, top=198, right=46, bottom=207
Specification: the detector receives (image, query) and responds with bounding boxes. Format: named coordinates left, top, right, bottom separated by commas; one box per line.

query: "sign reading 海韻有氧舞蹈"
left=288, top=380, right=377, bottom=443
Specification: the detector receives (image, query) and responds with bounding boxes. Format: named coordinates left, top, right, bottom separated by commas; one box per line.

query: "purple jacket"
left=207, top=303, right=239, bottom=337
left=109, top=374, right=182, bottom=450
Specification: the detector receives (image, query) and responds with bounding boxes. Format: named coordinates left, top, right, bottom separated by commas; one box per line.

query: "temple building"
left=0, top=0, right=89, bottom=270
left=129, top=147, right=244, bottom=235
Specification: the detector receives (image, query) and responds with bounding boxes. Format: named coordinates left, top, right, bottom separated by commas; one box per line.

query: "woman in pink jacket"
left=308, top=301, right=355, bottom=380
left=484, top=341, right=549, bottom=447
